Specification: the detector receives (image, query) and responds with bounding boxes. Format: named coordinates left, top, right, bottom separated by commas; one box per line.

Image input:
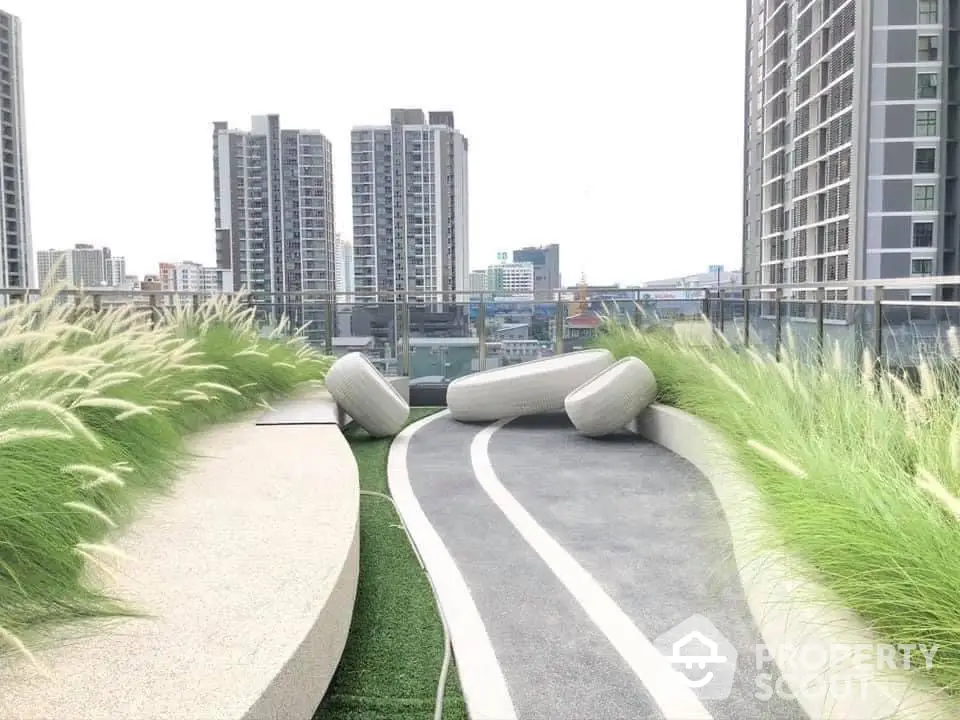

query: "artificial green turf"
left=316, top=409, right=467, bottom=720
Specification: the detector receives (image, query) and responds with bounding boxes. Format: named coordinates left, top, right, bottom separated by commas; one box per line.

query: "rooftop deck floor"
left=391, top=411, right=807, bottom=720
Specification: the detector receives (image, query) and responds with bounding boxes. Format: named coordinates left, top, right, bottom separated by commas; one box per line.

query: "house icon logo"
left=654, top=614, right=738, bottom=700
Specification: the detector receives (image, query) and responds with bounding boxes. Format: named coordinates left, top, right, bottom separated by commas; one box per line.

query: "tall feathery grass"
left=0, top=285, right=333, bottom=668
left=597, top=316, right=960, bottom=694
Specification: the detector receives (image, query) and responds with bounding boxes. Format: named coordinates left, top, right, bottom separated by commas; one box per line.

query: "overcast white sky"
left=8, top=0, right=745, bottom=286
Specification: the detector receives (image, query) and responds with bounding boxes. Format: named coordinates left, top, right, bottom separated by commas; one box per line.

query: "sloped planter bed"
left=0, top=410, right=359, bottom=720
left=636, top=404, right=958, bottom=720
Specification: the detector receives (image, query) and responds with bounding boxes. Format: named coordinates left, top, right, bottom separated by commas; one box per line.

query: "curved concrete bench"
left=0, top=407, right=360, bottom=720
left=564, top=356, right=657, bottom=437
left=636, top=404, right=958, bottom=720
left=447, top=349, right=614, bottom=422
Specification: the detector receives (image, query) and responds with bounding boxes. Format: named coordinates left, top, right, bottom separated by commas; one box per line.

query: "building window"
left=918, top=73, right=939, bottom=98
left=916, top=110, right=938, bottom=136
left=919, top=0, right=939, bottom=24
left=914, top=184, right=936, bottom=210
left=918, top=35, right=940, bottom=61
left=913, top=221, right=934, bottom=247
left=912, top=258, right=934, bottom=276
left=915, top=147, right=937, bottom=173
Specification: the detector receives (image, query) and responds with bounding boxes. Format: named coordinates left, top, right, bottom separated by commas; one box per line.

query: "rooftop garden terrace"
left=5, top=277, right=960, bottom=718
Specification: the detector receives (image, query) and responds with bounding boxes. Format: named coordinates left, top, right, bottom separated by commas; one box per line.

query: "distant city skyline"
left=2, top=2, right=745, bottom=288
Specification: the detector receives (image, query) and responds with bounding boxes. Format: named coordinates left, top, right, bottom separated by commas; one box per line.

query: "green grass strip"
left=317, top=409, right=467, bottom=720
left=596, top=320, right=960, bottom=695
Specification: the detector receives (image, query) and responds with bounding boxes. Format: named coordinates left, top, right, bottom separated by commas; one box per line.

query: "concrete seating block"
left=447, top=349, right=615, bottom=423
left=564, top=357, right=658, bottom=437
left=326, top=352, right=409, bottom=437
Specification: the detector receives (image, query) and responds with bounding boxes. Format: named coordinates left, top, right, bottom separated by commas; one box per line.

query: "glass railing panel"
left=746, top=294, right=778, bottom=357
left=781, top=297, right=820, bottom=365
left=332, top=294, right=400, bottom=377
left=628, top=292, right=708, bottom=339
left=717, top=292, right=746, bottom=348
left=559, top=289, right=610, bottom=354
left=879, top=300, right=955, bottom=368
left=404, top=293, right=480, bottom=382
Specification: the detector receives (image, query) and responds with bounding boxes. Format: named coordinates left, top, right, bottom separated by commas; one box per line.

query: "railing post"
left=477, top=292, right=487, bottom=371
left=554, top=290, right=565, bottom=355
left=718, top=289, right=726, bottom=335
left=873, top=285, right=884, bottom=363
left=743, top=288, right=751, bottom=348
left=816, top=285, right=826, bottom=365
left=91, top=293, right=102, bottom=314
left=324, top=291, right=335, bottom=356
left=401, top=293, right=411, bottom=377
left=149, top=294, right=159, bottom=328
left=192, top=293, right=201, bottom=312
left=774, top=287, right=784, bottom=361
left=702, top=288, right=711, bottom=321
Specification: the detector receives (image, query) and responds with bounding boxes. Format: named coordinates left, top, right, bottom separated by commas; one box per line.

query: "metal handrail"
left=5, top=278, right=959, bottom=368
left=4, top=274, right=960, bottom=301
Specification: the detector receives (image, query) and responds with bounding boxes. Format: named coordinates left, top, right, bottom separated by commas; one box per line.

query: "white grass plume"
left=948, top=326, right=960, bottom=359
left=193, top=381, right=241, bottom=396
left=63, top=501, right=116, bottom=528
left=0, top=399, right=101, bottom=449
left=63, top=464, right=126, bottom=489
left=916, top=468, right=960, bottom=520
left=950, top=413, right=960, bottom=475
left=0, top=428, right=74, bottom=445
left=747, top=439, right=807, bottom=479
left=0, top=625, right=49, bottom=677
left=917, top=358, right=939, bottom=400
left=708, top=363, right=755, bottom=406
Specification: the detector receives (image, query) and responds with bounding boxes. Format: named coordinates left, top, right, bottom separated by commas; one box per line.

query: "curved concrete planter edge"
left=0, top=414, right=360, bottom=720
left=636, top=403, right=956, bottom=720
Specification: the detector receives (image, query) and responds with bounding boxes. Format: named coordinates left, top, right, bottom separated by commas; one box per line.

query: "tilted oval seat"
left=564, top=356, right=657, bottom=437
left=325, top=352, right=410, bottom=437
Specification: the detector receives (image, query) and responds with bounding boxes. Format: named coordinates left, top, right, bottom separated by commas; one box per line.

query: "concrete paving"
left=404, top=412, right=808, bottom=720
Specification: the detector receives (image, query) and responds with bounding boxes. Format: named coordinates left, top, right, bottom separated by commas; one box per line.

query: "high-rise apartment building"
left=36, top=244, right=114, bottom=289
left=158, top=261, right=233, bottom=299
left=334, top=232, right=355, bottom=299
left=513, top=244, right=561, bottom=297
left=213, top=115, right=336, bottom=338
left=468, top=269, right=487, bottom=293
left=106, top=256, right=126, bottom=286
left=486, top=261, right=535, bottom=298
left=350, top=109, right=469, bottom=305
left=743, top=0, right=957, bottom=310
left=0, top=12, right=30, bottom=289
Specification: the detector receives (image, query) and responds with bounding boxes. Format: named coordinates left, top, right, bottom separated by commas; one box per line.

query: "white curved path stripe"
left=387, top=411, right=518, bottom=720
left=471, top=419, right=714, bottom=720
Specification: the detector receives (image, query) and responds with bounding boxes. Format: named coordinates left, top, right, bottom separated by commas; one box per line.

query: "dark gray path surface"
left=408, top=414, right=661, bottom=720
left=405, top=412, right=808, bottom=720
left=488, top=415, right=807, bottom=719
